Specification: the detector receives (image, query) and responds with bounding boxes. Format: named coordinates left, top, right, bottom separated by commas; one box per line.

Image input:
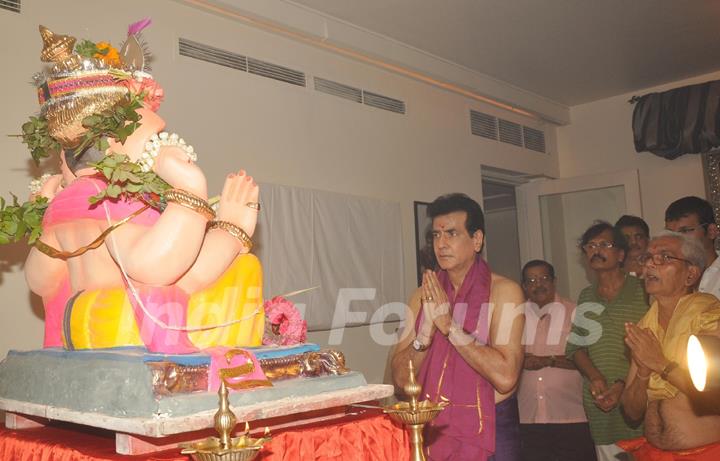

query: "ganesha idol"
left=22, top=24, right=265, bottom=356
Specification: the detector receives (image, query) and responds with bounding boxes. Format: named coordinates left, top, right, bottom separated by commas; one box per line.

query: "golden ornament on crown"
left=36, top=21, right=153, bottom=149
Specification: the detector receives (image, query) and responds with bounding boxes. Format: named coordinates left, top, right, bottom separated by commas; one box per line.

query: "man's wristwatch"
left=412, top=337, right=431, bottom=352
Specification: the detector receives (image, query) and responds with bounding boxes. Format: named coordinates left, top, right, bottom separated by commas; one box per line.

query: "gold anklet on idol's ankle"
left=164, top=188, right=215, bottom=221
left=207, top=220, right=254, bottom=251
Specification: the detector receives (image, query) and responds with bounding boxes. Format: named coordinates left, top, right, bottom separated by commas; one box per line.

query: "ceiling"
left=286, top=0, right=720, bottom=107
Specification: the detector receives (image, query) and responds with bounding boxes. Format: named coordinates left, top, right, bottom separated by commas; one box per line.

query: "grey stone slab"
left=0, top=349, right=368, bottom=419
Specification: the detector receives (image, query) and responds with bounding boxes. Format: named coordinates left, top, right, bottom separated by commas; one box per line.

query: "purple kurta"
left=416, top=256, right=496, bottom=461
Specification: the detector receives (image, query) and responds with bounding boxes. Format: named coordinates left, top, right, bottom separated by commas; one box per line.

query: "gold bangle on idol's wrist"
left=164, top=188, right=216, bottom=221
left=207, top=220, right=254, bottom=251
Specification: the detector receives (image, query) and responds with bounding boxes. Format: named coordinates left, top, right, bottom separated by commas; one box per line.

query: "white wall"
left=557, top=72, right=719, bottom=235
left=0, top=0, right=559, bottom=384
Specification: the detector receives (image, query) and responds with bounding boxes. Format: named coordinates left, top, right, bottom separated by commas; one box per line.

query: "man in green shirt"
left=566, top=221, right=648, bottom=461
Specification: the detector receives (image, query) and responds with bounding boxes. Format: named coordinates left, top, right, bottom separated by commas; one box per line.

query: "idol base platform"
left=0, top=347, right=394, bottom=455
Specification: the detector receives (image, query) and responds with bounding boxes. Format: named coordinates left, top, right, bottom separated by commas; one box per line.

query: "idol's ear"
left=120, top=18, right=152, bottom=72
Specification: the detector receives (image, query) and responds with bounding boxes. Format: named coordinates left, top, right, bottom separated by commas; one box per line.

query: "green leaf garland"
left=75, top=39, right=106, bottom=59
left=5, top=89, right=173, bottom=248
left=0, top=195, right=48, bottom=245
left=17, top=116, right=62, bottom=163
left=75, top=92, right=144, bottom=155
left=88, top=153, right=170, bottom=206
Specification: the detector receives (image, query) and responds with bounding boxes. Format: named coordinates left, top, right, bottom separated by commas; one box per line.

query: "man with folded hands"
left=620, top=231, right=720, bottom=460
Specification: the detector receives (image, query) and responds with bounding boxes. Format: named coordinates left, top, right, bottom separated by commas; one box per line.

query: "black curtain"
left=632, top=80, right=720, bottom=159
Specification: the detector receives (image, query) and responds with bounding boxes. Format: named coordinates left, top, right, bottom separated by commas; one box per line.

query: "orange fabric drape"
left=0, top=414, right=409, bottom=461
left=257, top=413, right=409, bottom=461
left=618, top=437, right=720, bottom=461
left=0, top=424, right=186, bottom=461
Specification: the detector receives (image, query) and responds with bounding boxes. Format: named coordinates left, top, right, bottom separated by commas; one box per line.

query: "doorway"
left=482, top=169, right=528, bottom=284
left=481, top=167, right=642, bottom=300
left=516, top=169, right=642, bottom=300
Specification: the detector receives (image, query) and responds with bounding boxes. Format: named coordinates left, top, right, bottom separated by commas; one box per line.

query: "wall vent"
left=470, top=110, right=498, bottom=140
left=179, top=39, right=247, bottom=72
left=0, top=0, right=20, bottom=13
left=523, top=126, right=546, bottom=153
left=363, top=91, right=405, bottom=114
left=314, top=77, right=362, bottom=103
left=247, top=57, right=306, bottom=87
left=179, top=38, right=305, bottom=87
left=470, top=111, right=547, bottom=154
left=314, top=77, right=405, bottom=114
left=498, top=119, right=523, bottom=147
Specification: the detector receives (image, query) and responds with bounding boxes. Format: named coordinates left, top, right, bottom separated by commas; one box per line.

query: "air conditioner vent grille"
left=179, top=38, right=405, bottom=114
left=0, top=0, right=20, bottom=13
left=180, top=38, right=306, bottom=87
left=498, top=119, right=523, bottom=147
left=470, top=111, right=548, bottom=154
left=179, top=38, right=247, bottom=72
left=363, top=91, right=405, bottom=114
left=314, top=77, right=405, bottom=114
left=470, top=110, right=498, bottom=140
left=314, top=77, right=362, bottom=103
left=523, top=126, right=546, bottom=153
left=247, top=57, right=306, bottom=87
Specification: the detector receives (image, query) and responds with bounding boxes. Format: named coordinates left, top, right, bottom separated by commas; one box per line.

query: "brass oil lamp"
left=181, top=381, right=271, bottom=461
left=384, top=360, right=447, bottom=461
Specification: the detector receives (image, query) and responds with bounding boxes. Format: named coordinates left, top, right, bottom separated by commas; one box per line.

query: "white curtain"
left=254, top=183, right=405, bottom=331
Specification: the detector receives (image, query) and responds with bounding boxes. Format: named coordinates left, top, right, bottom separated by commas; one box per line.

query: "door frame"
left=516, top=169, right=642, bottom=264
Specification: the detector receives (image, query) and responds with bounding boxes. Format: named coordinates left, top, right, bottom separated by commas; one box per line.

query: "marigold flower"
left=94, top=41, right=121, bottom=67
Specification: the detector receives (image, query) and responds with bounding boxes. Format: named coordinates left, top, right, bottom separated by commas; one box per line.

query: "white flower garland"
left=28, top=173, right=54, bottom=195
left=136, top=132, right=197, bottom=172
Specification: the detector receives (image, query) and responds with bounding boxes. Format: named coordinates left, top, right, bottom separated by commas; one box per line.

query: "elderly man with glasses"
left=565, top=221, right=648, bottom=461
left=618, top=232, right=720, bottom=460
left=665, top=196, right=720, bottom=299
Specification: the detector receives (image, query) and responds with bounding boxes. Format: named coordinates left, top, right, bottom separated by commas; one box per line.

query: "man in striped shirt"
left=565, top=221, right=648, bottom=461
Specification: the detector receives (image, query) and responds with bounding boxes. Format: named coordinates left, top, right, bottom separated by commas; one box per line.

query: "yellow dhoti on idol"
left=187, top=254, right=265, bottom=349
left=64, top=254, right=264, bottom=352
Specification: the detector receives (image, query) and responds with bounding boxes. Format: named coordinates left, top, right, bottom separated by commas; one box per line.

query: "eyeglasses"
left=582, top=241, right=615, bottom=252
left=523, top=275, right=554, bottom=286
left=666, top=223, right=711, bottom=234
left=636, top=252, right=692, bottom=266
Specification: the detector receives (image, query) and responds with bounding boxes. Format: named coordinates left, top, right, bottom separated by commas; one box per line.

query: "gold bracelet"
left=164, top=188, right=215, bottom=221
left=207, top=220, right=253, bottom=251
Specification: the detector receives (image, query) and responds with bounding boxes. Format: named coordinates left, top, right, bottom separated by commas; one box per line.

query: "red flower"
left=263, top=296, right=307, bottom=346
